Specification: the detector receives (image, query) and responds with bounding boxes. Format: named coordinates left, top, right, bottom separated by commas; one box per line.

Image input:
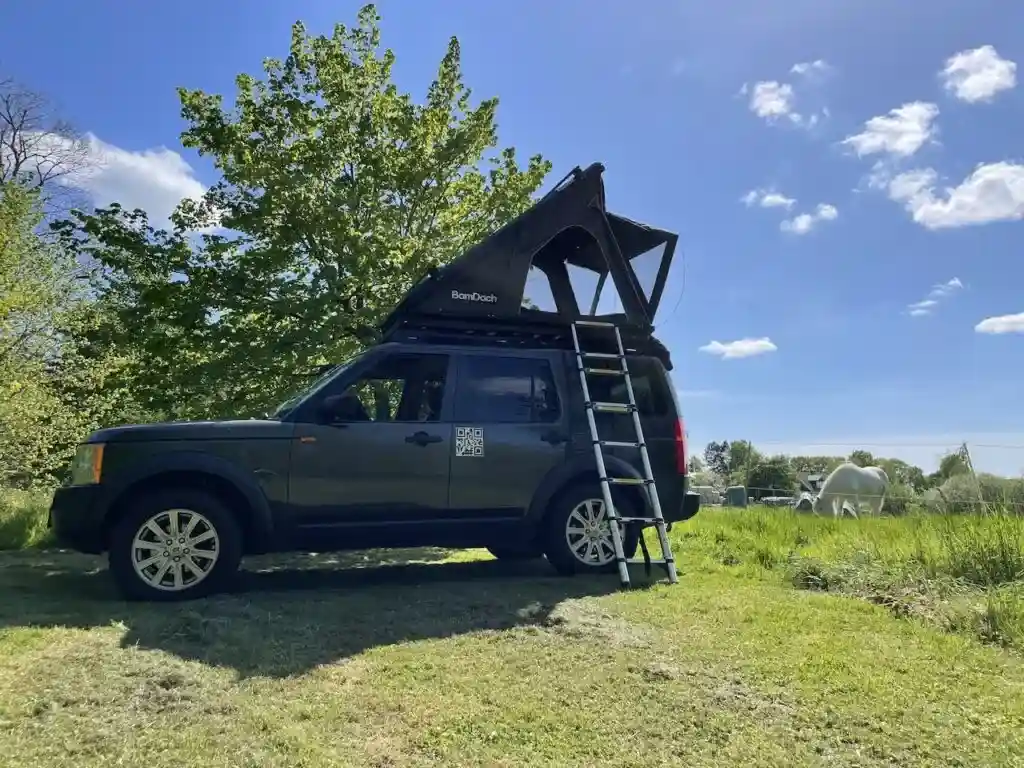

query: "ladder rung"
left=573, top=320, right=617, bottom=328
left=617, top=516, right=665, bottom=524
left=579, top=351, right=622, bottom=360
left=603, top=477, right=653, bottom=486
left=588, top=401, right=635, bottom=413
left=583, top=367, right=625, bottom=376
left=627, top=557, right=673, bottom=566
left=597, top=440, right=643, bottom=448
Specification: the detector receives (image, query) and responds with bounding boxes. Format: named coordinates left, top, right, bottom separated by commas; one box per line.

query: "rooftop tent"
left=379, top=163, right=678, bottom=336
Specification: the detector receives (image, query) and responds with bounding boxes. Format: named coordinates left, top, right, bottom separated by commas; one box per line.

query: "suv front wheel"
left=542, top=483, right=642, bottom=576
left=108, top=488, right=243, bottom=601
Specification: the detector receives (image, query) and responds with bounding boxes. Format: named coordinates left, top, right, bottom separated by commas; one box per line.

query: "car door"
left=447, top=351, right=568, bottom=518
left=288, top=350, right=455, bottom=528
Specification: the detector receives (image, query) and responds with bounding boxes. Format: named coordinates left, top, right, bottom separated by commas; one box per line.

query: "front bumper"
left=48, top=484, right=106, bottom=554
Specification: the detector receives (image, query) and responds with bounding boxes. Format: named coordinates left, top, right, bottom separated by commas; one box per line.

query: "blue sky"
left=3, top=0, right=1022, bottom=474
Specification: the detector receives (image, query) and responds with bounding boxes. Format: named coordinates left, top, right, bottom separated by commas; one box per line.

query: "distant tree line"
left=688, top=440, right=979, bottom=501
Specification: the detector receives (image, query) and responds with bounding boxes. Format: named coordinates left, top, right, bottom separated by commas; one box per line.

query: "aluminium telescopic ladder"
left=570, top=319, right=678, bottom=588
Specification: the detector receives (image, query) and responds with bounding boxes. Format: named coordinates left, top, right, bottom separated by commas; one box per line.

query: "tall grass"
left=926, top=512, right=1024, bottom=586
left=673, top=505, right=1024, bottom=652
left=0, top=488, right=53, bottom=549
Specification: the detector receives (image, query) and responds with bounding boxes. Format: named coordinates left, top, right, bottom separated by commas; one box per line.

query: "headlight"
left=69, top=443, right=105, bottom=486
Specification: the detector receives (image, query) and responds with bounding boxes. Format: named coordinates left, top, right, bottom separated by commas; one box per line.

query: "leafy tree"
left=848, top=449, right=875, bottom=467
left=937, top=450, right=970, bottom=481
left=745, top=455, right=796, bottom=501
left=57, top=5, right=550, bottom=420
left=727, top=439, right=761, bottom=482
left=0, top=181, right=135, bottom=485
left=686, top=454, right=704, bottom=474
left=877, top=457, right=927, bottom=493
left=789, top=455, right=844, bottom=475
left=703, top=440, right=729, bottom=478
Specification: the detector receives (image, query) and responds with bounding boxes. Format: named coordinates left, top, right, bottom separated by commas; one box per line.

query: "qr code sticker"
left=455, top=426, right=484, bottom=457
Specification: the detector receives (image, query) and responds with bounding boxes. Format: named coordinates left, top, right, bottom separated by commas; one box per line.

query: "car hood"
left=88, top=419, right=295, bottom=444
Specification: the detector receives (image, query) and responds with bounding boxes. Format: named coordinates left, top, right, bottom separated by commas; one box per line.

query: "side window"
left=320, top=353, right=449, bottom=423
left=455, top=355, right=561, bottom=424
left=586, top=357, right=670, bottom=416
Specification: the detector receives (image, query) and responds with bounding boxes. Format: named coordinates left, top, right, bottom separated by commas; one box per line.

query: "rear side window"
left=455, top=355, right=561, bottom=423
left=587, top=356, right=672, bottom=417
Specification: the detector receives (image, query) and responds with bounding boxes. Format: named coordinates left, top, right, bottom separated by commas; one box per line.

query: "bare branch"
left=0, top=76, right=92, bottom=199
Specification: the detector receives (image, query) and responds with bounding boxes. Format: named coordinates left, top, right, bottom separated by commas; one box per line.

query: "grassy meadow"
left=1, top=491, right=1023, bottom=766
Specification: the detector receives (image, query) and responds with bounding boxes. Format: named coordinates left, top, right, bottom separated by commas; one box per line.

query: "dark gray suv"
left=49, top=338, right=698, bottom=600
left=48, top=161, right=701, bottom=600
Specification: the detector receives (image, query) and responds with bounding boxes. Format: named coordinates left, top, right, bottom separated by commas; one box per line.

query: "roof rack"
left=380, top=313, right=673, bottom=370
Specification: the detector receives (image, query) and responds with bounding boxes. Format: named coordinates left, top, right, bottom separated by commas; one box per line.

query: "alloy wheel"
left=130, top=508, right=221, bottom=592
left=564, top=498, right=621, bottom=567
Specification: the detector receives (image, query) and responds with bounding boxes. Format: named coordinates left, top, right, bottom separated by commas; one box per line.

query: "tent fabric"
left=380, top=163, right=677, bottom=333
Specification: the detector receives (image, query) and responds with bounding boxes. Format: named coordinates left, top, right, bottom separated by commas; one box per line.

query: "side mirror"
left=316, top=394, right=343, bottom=423
left=317, top=392, right=366, bottom=424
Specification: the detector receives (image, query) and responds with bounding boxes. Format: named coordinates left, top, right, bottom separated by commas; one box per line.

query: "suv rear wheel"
left=108, top=488, right=243, bottom=601
left=542, top=482, right=642, bottom=576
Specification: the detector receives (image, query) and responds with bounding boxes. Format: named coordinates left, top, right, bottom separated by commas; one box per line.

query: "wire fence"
left=747, top=440, right=1024, bottom=451
left=697, top=484, right=1024, bottom=514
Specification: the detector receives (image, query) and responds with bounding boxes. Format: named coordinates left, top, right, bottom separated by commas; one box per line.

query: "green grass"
left=0, top=505, right=1023, bottom=766
left=0, top=488, right=53, bottom=550
left=676, top=505, right=1024, bottom=653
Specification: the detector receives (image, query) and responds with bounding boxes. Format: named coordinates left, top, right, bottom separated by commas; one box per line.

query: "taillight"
left=674, top=417, right=687, bottom=474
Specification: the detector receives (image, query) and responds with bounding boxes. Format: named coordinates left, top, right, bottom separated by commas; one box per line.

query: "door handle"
left=406, top=431, right=443, bottom=446
left=541, top=429, right=567, bottom=445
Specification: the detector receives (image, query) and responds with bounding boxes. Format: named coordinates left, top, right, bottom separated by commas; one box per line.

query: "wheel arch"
left=526, top=454, right=650, bottom=526
left=98, top=452, right=275, bottom=555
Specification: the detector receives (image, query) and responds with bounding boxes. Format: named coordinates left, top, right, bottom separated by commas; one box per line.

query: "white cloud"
left=907, top=301, right=937, bottom=317
left=742, top=64, right=828, bottom=129
left=38, top=131, right=209, bottom=229
left=940, top=45, right=1017, bottom=103
left=906, top=277, right=963, bottom=317
left=885, top=162, right=1024, bottom=229
left=975, top=312, right=1024, bottom=334
left=841, top=102, right=939, bottom=158
left=747, top=81, right=795, bottom=120
left=743, top=190, right=837, bottom=235
left=790, top=59, right=830, bottom=76
left=929, top=277, right=964, bottom=298
left=780, top=202, right=838, bottom=234
left=699, top=337, right=778, bottom=359
left=780, top=214, right=815, bottom=234
left=741, top=188, right=796, bottom=209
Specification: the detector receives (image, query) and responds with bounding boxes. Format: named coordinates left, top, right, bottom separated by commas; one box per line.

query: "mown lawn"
left=1, top=508, right=1023, bottom=767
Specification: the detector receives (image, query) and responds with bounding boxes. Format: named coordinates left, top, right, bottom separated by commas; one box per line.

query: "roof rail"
left=380, top=313, right=673, bottom=369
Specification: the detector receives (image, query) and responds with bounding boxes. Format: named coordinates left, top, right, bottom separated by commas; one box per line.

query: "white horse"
left=811, top=463, right=889, bottom=518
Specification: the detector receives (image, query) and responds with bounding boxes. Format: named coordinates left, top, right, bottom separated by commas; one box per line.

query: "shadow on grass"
left=0, top=548, right=637, bottom=677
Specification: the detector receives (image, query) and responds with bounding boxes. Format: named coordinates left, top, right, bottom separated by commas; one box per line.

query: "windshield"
left=271, top=354, right=362, bottom=418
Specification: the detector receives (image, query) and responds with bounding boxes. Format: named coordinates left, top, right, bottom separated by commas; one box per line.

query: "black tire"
left=542, top=482, right=642, bottom=577
left=487, top=543, right=544, bottom=560
left=108, top=488, right=243, bottom=602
